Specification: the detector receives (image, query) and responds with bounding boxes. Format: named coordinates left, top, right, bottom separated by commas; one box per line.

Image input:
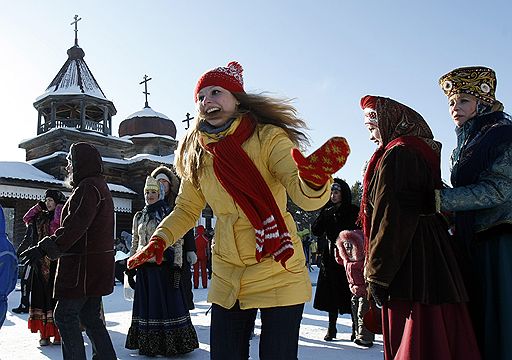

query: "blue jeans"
left=54, top=296, right=116, bottom=360
left=210, top=301, right=304, bottom=360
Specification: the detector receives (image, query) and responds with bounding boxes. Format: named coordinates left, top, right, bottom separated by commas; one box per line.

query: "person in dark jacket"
left=21, top=142, right=117, bottom=360
left=312, top=178, right=358, bottom=341
left=151, top=165, right=197, bottom=310
left=437, top=66, right=512, bottom=359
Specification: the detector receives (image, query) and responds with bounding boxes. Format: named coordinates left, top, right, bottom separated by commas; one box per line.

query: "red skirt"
left=382, top=300, right=481, bottom=360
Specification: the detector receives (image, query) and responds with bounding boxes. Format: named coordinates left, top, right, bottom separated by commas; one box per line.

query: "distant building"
left=0, top=20, right=187, bottom=248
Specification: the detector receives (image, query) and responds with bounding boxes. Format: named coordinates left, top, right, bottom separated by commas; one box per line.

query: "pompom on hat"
left=439, top=66, right=497, bottom=105
left=360, top=95, right=379, bottom=126
left=194, top=61, right=245, bottom=101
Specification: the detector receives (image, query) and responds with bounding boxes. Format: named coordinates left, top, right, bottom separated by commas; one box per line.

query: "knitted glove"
left=20, top=245, right=45, bottom=266
left=291, top=137, right=350, bottom=188
left=186, top=251, right=198, bottom=265
left=125, top=268, right=137, bottom=289
left=127, top=236, right=166, bottom=269
left=368, top=282, right=389, bottom=308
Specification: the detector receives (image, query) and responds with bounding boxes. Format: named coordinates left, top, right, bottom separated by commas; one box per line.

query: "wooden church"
left=0, top=16, right=196, bottom=248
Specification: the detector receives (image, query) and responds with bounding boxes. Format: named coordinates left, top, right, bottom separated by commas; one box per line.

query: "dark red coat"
left=41, top=143, right=115, bottom=299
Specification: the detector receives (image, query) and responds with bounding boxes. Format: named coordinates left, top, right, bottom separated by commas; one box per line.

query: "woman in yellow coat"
left=128, top=61, right=350, bottom=359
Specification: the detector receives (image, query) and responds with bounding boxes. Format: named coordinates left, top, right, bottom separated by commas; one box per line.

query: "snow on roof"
left=0, top=161, right=136, bottom=194
left=24, top=146, right=173, bottom=167
left=126, top=106, right=170, bottom=120
left=35, top=46, right=108, bottom=102
left=0, top=161, right=62, bottom=184
left=27, top=151, right=68, bottom=165
left=119, top=132, right=176, bottom=140
left=103, top=153, right=174, bottom=165
left=20, top=127, right=134, bottom=146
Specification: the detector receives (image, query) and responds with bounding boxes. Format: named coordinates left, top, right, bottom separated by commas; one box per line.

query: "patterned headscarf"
left=360, top=95, right=440, bottom=153
left=359, top=96, right=442, bottom=256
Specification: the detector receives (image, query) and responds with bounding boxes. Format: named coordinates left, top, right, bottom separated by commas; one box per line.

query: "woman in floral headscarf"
left=360, top=95, right=480, bottom=359
left=437, top=66, right=512, bottom=359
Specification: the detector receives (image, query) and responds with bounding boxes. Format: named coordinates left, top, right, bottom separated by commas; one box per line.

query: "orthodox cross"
left=70, top=15, right=82, bottom=46
left=182, top=113, right=194, bottom=130
left=139, top=75, right=152, bottom=108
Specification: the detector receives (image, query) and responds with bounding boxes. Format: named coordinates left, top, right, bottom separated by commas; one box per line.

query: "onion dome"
left=119, top=106, right=177, bottom=138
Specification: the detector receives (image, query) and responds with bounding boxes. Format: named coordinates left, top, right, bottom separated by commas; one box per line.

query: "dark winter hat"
left=45, top=189, right=66, bottom=205
left=194, top=61, right=245, bottom=101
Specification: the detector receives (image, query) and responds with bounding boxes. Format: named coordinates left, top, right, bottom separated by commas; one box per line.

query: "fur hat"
left=194, top=61, right=245, bottom=101
left=151, top=165, right=180, bottom=198
left=44, top=189, right=66, bottom=205
left=336, top=229, right=364, bottom=263
left=439, top=66, right=497, bottom=105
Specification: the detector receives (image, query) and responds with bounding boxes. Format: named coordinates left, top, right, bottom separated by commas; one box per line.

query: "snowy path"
left=0, top=268, right=383, bottom=359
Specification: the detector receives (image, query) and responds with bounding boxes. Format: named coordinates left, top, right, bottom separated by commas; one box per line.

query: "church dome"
left=118, top=106, right=177, bottom=138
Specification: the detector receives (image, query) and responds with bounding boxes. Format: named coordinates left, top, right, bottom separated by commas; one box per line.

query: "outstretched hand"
left=291, top=137, right=350, bottom=188
left=127, top=236, right=166, bottom=269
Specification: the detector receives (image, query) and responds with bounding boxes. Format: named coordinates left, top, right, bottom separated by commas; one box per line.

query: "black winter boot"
left=324, top=312, right=338, bottom=341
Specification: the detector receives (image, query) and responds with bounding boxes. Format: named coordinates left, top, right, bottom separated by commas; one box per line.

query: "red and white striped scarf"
left=201, top=116, right=294, bottom=267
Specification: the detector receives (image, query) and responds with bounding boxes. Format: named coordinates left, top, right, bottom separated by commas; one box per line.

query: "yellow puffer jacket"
left=153, top=118, right=332, bottom=309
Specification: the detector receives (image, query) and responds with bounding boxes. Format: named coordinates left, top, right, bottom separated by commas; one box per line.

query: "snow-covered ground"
left=0, top=267, right=383, bottom=359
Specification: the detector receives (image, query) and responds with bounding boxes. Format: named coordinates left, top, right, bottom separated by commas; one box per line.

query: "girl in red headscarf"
left=359, top=95, right=480, bottom=359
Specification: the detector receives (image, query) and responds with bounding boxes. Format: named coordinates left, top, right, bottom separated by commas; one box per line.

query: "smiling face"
left=448, top=93, right=478, bottom=127
left=365, top=123, right=382, bottom=146
left=196, top=85, right=238, bottom=127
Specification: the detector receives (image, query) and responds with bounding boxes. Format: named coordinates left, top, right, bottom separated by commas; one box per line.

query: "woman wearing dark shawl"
left=360, top=95, right=480, bottom=359
left=437, top=66, right=512, bottom=359
left=312, top=178, right=358, bottom=341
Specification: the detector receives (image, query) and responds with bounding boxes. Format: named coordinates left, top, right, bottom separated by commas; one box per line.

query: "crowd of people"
left=3, top=63, right=509, bottom=360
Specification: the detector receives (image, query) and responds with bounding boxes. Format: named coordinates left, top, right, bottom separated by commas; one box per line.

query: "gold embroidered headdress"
left=439, top=66, right=497, bottom=105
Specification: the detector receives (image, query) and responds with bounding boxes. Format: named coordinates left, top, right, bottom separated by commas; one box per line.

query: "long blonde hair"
left=175, top=92, right=309, bottom=187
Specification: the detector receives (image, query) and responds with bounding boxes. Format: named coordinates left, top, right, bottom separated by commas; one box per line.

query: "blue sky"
left=1, top=0, right=511, bottom=186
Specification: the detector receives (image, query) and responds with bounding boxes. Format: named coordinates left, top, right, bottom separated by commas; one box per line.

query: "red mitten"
left=127, top=236, right=166, bottom=269
left=291, top=137, right=350, bottom=187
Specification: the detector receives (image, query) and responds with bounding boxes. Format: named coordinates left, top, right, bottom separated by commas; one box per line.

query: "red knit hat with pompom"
left=194, top=61, right=245, bottom=101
